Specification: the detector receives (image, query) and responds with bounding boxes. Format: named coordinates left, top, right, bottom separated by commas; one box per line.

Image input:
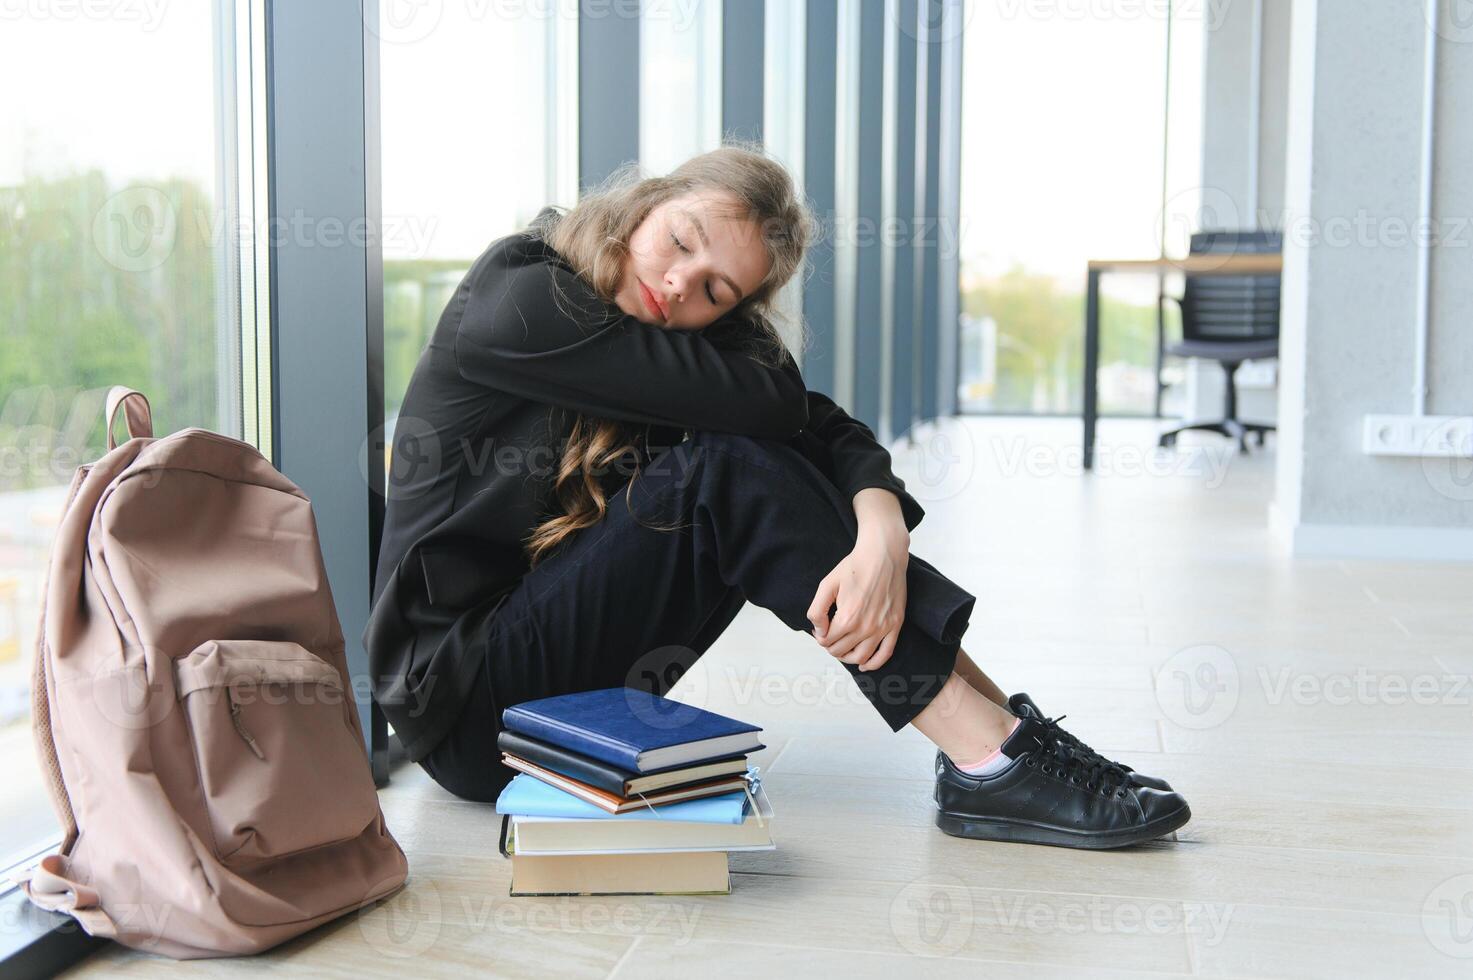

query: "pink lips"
left=637, top=279, right=666, bottom=322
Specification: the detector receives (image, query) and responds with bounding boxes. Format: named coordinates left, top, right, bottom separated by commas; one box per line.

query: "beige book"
left=509, top=850, right=730, bottom=896
left=511, top=808, right=774, bottom=855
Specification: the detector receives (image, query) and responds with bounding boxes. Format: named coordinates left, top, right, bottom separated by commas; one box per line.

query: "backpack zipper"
left=228, top=688, right=266, bottom=760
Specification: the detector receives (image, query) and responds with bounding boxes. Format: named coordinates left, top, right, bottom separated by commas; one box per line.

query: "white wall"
left=1273, top=0, right=1473, bottom=558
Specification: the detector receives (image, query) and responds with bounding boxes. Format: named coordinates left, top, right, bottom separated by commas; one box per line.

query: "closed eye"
left=670, top=232, right=720, bottom=305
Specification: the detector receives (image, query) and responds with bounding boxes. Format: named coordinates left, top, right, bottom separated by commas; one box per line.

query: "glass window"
left=956, top=1, right=1203, bottom=415
left=831, top=0, right=863, bottom=409
left=0, top=4, right=252, bottom=871
left=378, top=0, right=577, bottom=435
left=764, top=0, right=806, bottom=356
left=639, top=0, right=722, bottom=176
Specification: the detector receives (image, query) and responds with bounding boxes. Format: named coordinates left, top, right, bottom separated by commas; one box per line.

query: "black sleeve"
left=452, top=240, right=809, bottom=439
left=804, top=389, right=926, bottom=533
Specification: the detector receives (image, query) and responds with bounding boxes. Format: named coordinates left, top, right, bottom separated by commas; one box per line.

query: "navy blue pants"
left=419, top=428, right=977, bottom=803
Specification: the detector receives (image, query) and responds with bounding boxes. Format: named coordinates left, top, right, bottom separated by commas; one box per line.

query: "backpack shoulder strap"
left=15, top=854, right=117, bottom=938
left=31, top=464, right=90, bottom=854
left=105, top=386, right=153, bottom=450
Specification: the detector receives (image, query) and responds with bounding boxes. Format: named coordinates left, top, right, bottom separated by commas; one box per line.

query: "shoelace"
left=1034, top=712, right=1134, bottom=774
left=1026, top=718, right=1132, bottom=796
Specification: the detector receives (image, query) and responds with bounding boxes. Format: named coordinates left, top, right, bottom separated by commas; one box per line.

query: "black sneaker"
left=1008, top=692, right=1173, bottom=792
left=933, top=715, right=1191, bottom=849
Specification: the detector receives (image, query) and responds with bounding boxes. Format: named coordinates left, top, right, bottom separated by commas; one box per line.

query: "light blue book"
left=495, top=772, right=750, bottom=824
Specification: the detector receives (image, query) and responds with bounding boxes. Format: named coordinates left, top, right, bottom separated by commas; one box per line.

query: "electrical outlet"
left=1362, top=415, right=1473, bottom=457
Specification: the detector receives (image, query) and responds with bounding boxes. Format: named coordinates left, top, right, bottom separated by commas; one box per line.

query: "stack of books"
left=494, top=687, right=774, bottom=896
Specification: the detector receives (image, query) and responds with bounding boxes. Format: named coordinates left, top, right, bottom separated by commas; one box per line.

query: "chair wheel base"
left=1158, top=420, right=1275, bottom=453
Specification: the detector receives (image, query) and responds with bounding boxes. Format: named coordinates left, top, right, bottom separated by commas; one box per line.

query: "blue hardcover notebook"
left=501, top=687, right=764, bottom=773
left=495, top=772, right=749, bottom=824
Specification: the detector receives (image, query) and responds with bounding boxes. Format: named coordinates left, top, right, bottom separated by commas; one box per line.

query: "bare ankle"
left=910, top=671, right=1018, bottom=761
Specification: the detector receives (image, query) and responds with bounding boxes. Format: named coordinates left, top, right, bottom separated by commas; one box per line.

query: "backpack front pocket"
left=175, top=638, right=380, bottom=866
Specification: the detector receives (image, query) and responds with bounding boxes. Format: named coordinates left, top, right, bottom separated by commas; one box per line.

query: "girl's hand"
left=806, top=503, right=910, bottom=672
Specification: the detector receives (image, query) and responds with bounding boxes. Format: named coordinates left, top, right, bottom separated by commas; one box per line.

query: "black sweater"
left=364, top=206, right=926, bottom=762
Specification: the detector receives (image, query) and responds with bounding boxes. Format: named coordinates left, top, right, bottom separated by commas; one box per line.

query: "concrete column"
left=1273, top=0, right=1473, bottom=559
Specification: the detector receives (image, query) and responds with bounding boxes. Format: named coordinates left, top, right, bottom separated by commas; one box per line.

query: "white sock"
left=951, top=716, right=1022, bottom=776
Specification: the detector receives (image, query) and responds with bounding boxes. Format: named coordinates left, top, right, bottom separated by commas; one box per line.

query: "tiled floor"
left=68, top=417, right=1473, bottom=978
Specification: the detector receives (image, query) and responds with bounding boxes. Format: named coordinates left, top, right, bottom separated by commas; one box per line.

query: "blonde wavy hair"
left=521, top=140, right=820, bottom=567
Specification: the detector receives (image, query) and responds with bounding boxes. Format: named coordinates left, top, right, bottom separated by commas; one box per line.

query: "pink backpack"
left=18, top=386, right=408, bottom=958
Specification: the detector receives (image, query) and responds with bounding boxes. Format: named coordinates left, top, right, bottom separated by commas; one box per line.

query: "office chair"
left=1157, top=229, right=1281, bottom=453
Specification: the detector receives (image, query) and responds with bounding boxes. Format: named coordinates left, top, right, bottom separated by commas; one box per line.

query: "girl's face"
left=615, top=189, right=771, bottom=331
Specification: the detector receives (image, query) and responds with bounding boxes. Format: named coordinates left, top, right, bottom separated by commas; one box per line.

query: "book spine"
left=501, top=708, right=642, bottom=771
left=497, top=731, right=630, bottom=795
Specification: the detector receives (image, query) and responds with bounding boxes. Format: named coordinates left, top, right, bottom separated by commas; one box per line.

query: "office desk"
left=1082, top=253, right=1284, bottom=470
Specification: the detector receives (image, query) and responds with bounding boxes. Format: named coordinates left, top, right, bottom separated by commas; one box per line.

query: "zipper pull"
left=228, top=689, right=266, bottom=760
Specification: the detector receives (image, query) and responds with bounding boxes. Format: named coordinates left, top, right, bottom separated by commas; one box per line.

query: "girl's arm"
left=452, top=237, right=809, bottom=439
left=803, top=389, right=925, bottom=533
